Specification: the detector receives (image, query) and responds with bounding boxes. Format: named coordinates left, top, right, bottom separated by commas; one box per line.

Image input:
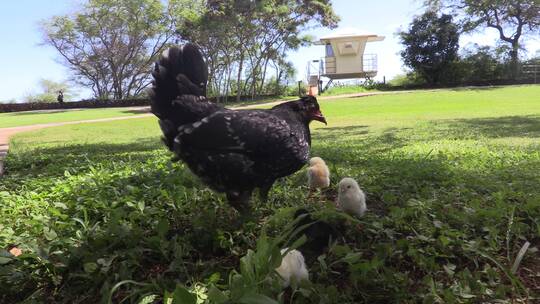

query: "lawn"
left=0, top=96, right=295, bottom=129
left=320, top=84, right=374, bottom=96
left=0, top=107, right=146, bottom=128
left=1, top=85, right=539, bottom=303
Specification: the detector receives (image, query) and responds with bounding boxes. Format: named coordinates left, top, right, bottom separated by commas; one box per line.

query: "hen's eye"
left=347, top=185, right=351, bottom=189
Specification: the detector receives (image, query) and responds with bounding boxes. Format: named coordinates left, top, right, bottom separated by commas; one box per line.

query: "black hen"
left=150, top=44, right=326, bottom=210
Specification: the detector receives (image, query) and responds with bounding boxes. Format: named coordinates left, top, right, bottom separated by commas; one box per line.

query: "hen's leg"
left=258, top=181, right=274, bottom=202
left=226, top=190, right=252, bottom=213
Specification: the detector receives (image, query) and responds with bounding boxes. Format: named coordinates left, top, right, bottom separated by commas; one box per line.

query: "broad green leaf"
left=172, top=285, right=197, bottom=304
left=239, top=293, right=279, bottom=304
left=44, top=227, right=58, bottom=240
left=53, top=202, right=68, bottom=209
left=208, top=285, right=228, bottom=303
left=0, top=256, right=12, bottom=265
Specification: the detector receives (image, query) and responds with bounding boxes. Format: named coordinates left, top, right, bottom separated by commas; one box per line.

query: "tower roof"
left=315, top=29, right=385, bottom=45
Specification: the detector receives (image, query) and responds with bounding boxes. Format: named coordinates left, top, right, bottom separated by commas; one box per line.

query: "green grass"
left=1, top=85, right=539, bottom=303
left=222, top=95, right=299, bottom=107
left=320, top=84, right=374, bottom=96
left=0, top=96, right=295, bottom=129
left=0, top=107, right=146, bottom=128
left=320, top=85, right=540, bottom=128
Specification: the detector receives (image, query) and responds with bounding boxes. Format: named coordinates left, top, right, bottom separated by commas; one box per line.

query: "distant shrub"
left=22, top=79, right=76, bottom=103
left=0, top=99, right=150, bottom=113
left=286, top=82, right=307, bottom=96
left=390, top=44, right=536, bottom=87
left=450, top=45, right=512, bottom=83
left=389, top=72, right=427, bottom=87
left=23, top=94, right=58, bottom=103
left=322, top=85, right=368, bottom=95
left=263, top=79, right=286, bottom=96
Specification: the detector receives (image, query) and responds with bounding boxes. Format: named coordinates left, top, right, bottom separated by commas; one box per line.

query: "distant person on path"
left=57, top=90, right=64, bottom=103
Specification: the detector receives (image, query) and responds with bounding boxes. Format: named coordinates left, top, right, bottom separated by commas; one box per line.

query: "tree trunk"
left=225, top=58, right=232, bottom=103
left=259, top=57, right=270, bottom=95
left=236, top=52, right=244, bottom=102
left=510, top=40, right=519, bottom=79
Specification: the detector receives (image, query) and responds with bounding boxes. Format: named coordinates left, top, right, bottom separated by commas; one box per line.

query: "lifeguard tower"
left=307, top=31, right=385, bottom=95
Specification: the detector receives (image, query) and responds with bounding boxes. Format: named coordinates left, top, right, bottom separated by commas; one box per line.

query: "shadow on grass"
left=318, top=125, right=370, bottom=132
left=6, top=109, right=74, bottom=116
left=345, top=93, right=379, bottom=98
left=315, top=125, right=408, bottom=154
left=4, top=138, right=164, bottom=177
left=121, top=108, right=151, bottom=114
left=449, top=86, right=500, bottom=92
left=7, top=114, right=538, bottom=180
left=316, top=125, right=369, bottom=141
left=448, top=115, right=540, bottom=138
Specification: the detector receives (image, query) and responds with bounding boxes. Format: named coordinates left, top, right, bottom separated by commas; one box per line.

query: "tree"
left=426, top=0, right=540, bottom=78
left=399, top=11, right=460, bottom=84
left=176, top=0, right=339, bottom=101
left=41, top=0, right=179, bottom=100
left=24, top=79, right=75, bottom=103
left=454, top=44, right=511, bottom=82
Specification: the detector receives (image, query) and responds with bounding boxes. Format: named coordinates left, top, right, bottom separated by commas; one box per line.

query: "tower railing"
left=362, top=54, right=378, bottom=72
left=316, top=54, right=378, bottom=75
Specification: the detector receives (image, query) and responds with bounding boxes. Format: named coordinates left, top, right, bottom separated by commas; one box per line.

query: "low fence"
left=384, top=78, right=540, bottom=91
left=521, top=63, right=539, bottom=84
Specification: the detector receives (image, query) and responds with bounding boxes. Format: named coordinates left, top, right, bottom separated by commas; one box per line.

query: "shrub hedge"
left=0, top=99, right=150, bottom=113
left=0, top=94, right=284, bottom=113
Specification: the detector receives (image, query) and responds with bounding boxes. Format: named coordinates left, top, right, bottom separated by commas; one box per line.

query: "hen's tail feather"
left=151, top=43, right=219, bottom=152
left=150, top=44, right=207, bottom=120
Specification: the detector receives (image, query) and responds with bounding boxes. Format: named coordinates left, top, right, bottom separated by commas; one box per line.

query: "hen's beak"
left=312, top=110, right=327, bottom=125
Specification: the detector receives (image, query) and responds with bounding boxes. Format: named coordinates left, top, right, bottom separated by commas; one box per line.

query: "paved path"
left=0, top=114, right=152, bottom=176
left=0, top=90, right=405, bottom=176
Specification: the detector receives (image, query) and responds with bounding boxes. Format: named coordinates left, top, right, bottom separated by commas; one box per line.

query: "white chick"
left=307, top=157, right=330, bottom=191
left=275, top=248, right=309, bottom=288
left=337, top=177, right=367, bottom=218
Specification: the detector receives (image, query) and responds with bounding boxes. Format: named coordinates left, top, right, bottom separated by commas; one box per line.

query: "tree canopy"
left=41, top=0, right=337, bottom=101
left=24, top=79, right=75, bottom=103
left=176, top=0, right=339, bottom=101
left=426, top=0, right=540, bottom=77
left=41, top=0, right=180, bottom=100
left=399, top=11, right=460, bottom=84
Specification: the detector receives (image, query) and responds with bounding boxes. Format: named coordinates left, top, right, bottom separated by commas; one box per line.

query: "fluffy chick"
left=337, top=178, right=367, bottom=218
left=275, top=248, right=309, bottom=288
left=307, top=157, right=330, bottom=192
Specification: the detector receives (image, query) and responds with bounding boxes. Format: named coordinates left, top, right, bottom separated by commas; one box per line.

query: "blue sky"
left=0, top=1, right=84, bottom=102
left=0, top=0, right=539, bottom=101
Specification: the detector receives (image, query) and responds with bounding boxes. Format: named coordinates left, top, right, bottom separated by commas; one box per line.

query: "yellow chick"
left=307, top=157, right=330, bottom=192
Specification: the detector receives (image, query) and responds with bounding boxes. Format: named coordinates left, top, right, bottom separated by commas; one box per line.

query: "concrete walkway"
left=0, top=90, right=403, bottom=176
left=0, top=114, right=152, bottom=176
